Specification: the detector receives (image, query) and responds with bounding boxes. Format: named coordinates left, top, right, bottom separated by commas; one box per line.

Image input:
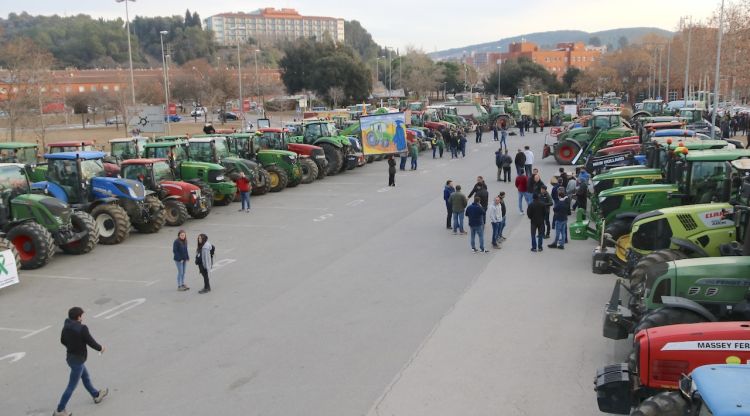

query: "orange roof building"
left=205, top=8, right=345, bottom=46
left=470, top=41, right=603, bottom=77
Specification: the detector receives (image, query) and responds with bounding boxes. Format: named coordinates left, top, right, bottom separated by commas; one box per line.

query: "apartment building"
left=468, top=41, right=603, bottom=77
left=205, top=8, right=345, bottom=46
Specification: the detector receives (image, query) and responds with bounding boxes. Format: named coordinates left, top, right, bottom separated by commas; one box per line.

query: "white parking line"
left=377, top=187, right=391, bottom=193
left=345, top=199, right=365, bottom=207
left=313, top=213, right=334, bottom=222
left=0, top=352, right=25, bottom=364
left=212, top=258, right=237, bottom=271
left=0, top=325, right=51, bottom=339
left=24, top=273, right=159, bottom=286
left=202, top=223, right=287, bottom=229
left=94, top=298, right=146, bottom=320
left=253, top=206, right=328, bottom=211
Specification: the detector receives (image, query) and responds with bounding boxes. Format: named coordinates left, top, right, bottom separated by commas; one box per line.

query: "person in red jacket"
left=235, top=172, right=252, bottom=212
left=515, top=172, right=529, bottom=215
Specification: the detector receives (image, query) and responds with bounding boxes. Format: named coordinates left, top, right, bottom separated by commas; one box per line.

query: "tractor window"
left=213, top=139, right=230, bottom=158
left=47, top=159, right=80, bottom=198
left=80, top=159, right=106, bottom=181
left=631, top=218, right=673, bottom=251
left=111, top=142, right=136, bottom=160
left=0, top=165, right=30, bottom=195
left=2, top=148, right=38, bottom=164
left=592, top=117, right=611, bottom=130
left=689, top=161, right=730, bottom=203
left=304, top=124, right=322, bottom=141
left=123, top=165, right=147, bottom=182
left=153, top=162, right=175, bottom=182
left=259, top=133, right=282, bottom=149
left=189, top=142, right=213, bottom=162
left=148, top=146, right=169, bottom=159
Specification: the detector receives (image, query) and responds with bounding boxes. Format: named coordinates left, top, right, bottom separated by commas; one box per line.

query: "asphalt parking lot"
left=1, top=128, right=626, bottom=416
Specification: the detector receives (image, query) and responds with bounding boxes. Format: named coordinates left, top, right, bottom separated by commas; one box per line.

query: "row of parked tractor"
left=543, top=104, right=750, bottom=414
left=0, top=118, right=434, bottom=273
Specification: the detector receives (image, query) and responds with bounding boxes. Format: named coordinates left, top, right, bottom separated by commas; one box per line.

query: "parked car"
left=105, top=116, right=124, bottom=125
left=165, top=114, right=181, bottom=122
left=190, top=107, right=206, bottom=117
left=221, top=112, right=239, bottom=121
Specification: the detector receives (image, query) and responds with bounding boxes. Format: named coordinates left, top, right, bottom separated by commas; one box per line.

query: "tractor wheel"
left=251, top=168, right=271, bottom=196
left=213, top=192, right=233, bottom=206
left=163, top=199, right=189, bottom=226
left=8, top=222, right=55, bottom=269
left=299, top=159, right=318, bottom=184
left=320, top=143, right=343, bottom=176
left=0, top=236, right=21, bottom=269
left=314, top=159, right=327, bottom=180
left=633, top=307, right=709, bottom=335
left=197, top=183, right=214, bottom=209
left=553, top=141, right=581, bottom=165
left=91, top=204, right=130, bottom=245
left=604, top=219, right=633, bottom=243
left=631, top=391, right=687, bottom=416
left=629, top=249, right=689, bottom=286
left=265, top=165, right=288, bottom=192
left=60, top=211, right=99, bottom=255
left=188, top=202, right=211, bottom=219
left=287, top=167, right=301, bottom=188
left=134, top=195, right=166, bottom=233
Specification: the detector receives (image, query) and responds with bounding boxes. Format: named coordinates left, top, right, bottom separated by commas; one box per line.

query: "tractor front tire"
left=265, top=165, right=289, bottom=192
left=320, top=143, right=343, bottom=176
left=163, top=199, right=189, bottom=226
left=314, top=159, right=327, bottom=179
left=287, top=168, right=301, bottom=188
left=251, top=168, right=271, bottom=196
left=604, top=219, right=633, bottom=243
left=8, top=222, right=56, bottom=269
left=631, top=391, right=687, bottom=416
left=134, top=195, right=166, bottom=233
left=91, top=204, right=131, bottom=245
left=213, top=192, right=233, bottom=206
left=553, top=141, right=581, bottom=165
left=629, top=249, right=689, bottom=286
left=0, top=237, right=21, bottom=269
left=634, top=307, right=709, bottom=335
left=60, top=211, right=99, bottom=255
left=299, top=159, right=318, bottom=184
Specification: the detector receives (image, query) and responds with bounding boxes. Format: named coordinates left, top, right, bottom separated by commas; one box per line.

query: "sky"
left=0, top=1, right=720, bottom=52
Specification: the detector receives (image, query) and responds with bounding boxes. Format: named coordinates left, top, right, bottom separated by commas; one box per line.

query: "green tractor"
left=287, top=120, right=352, bottom=176
left=225, top=132, right=303, bottom=192
left=109, top=137, right=149, bottom=161
left=0, top=142, right=39, bottom=165
left=142, top=141, right=237, bottom=206
left=0, top=163, right=98, bottom=269
left=543, top=111, right=636, bottom=165
left=572, top=148, right=750, bottom=242
left=632, top=99, right=671, bottom=120
left=188, top=135, right=273, bottom=196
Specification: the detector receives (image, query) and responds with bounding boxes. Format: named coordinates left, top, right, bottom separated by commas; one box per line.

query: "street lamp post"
left=496, top=59, right=502, bottom=98
left=159, top=30, right=171, bottom=134
left=115, top=0, right=136, bottom=106
left=254, top=49, right=260, bottom=110
left=237, top=42, right=243, bottom=130
left=711, top=0, right=725, bottom=139
left=683, top=18, right=692, bottom=107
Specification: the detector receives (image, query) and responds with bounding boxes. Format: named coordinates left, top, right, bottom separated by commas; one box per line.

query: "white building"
left=204, top=8, right=345, bottom=46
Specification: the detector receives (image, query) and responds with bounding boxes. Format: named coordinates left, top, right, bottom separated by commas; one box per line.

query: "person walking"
left=515, top=171, right=529, bottom=215
left=539, top=185, right=553, bottom=239
left=514, top=148, right=526, bottom=176
left=492, top=124, right=499, bottom=141
left=499, top=120, right=508, bottom=150
left=523, top=145, right=534, bottom=177
left=497, top=191, right=508, bottom=242
left=387, top=155, right=396, bottom=186
left=532, top=117, right=538, bottom=134
left=235, top=171, right=252, bottom=212
left=539, top=117, right=545, bottom=132
left=527, top=193, right=546, bottom=252
left=575, top=178, right=588, bottom=211
left=448, top=185, right=468, bottom=234
left=436, top=130, right=446, bottom=158
left=430, top=131, right=438, bottom=158
left=54, top=307, right=108, bottom=416
left=173, top=230, right=190, bottom=291
left=519, top=117, right=526, bottom=137
left=196, top=233, right=213, bottom=294
left=409, top=141, right=419, bottom=170
left=465, top=196, right=488, bottom=253
left=459, top=132, right=467, bottom=158
left=495, top=148, right=504, bottom=181
left=399, top=150, right=408, bottom=171
left=475, top=126, right=482, bottom=143
left=525, top=116, right=531, bottom=132
left=488, top=196, right=503, bottom=249
left=501, top=150, right=513, bottom=183
left=548, top=188, right=571, bottom=249
left=528, top=171, right=545, bottom=198
left=449, top=130, right=459, bottom=159
left=443, top=180, right=455, bottom=229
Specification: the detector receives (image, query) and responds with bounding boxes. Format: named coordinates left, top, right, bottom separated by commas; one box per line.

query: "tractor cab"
left=47, top=140, right=97, bottom=153
left=43, top=152, right=122, bottom=205
left=679, top=108, right=704, bottom=124
left=641, top=100, right=664, bottom=115
left=121, top=159, right=177, bottom=190
left=188, top=135, right=269, bottom=197
left=109, top=137, right=149, bottom=161
left=0, top=143, right=39, bottom=165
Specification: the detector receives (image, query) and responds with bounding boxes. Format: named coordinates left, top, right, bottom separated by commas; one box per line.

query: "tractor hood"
left=13, top=193, right=72, bottom=224
left=160, top=180, right=200, bottom=194
left=286, top=143, right=322, bottom=155
left=258, top=149, right=297, bottom=158
left=91, top=177, right=146, bottom=200
left=598, top=183, right=677, bottom=197
left=593, top=167, right=661, bottom=182
left=558, top=126, right=589, bottom=140
left=180, top=160, right=224, bottom=171
left=653, top=256, right=750, bottom=289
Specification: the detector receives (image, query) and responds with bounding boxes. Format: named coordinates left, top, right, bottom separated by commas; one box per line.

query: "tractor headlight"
left=216, top=175, right=224, bottom=181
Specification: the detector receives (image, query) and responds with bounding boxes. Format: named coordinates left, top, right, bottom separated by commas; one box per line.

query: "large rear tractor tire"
left=633, top=307, right=709, bottom=335
left=60, top=211, right=99, bottom=255
left=0, top=237, right=21, bottom=270
left=265, top=165, right=289, bottom=192
left=134, top=195, right=166, bottom=233
left=629, top=249, right=689, bottom=286
left=251, top=168, right=271, bottom=196
left=554, top=141, right=581, bottom=165
left=91, top=204, right=130, bottom=245
left=163, top=199, right=189, bottom=226
left=631, top=391, right=687, bottom=416
left=299, top=158, right=318, bottom=184
left=8, top=222, right=55, bottom=270
left=320, top=143, right=343, bottom=176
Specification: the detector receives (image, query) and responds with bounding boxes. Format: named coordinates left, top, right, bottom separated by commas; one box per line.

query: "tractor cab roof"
left=683, top=148, right=750, bottom=162
left=109, top=137, right=147, bottom=143
left=120, top=158, right=167, bottom=166
left=144, top=141, right=181, bottom=148
left=592, top=111, right=621, bottom=116
left=0, top=162, right=27, bottom=168
left=187, top=137, right=217, bottom=143
left=645, top=121, right=684, bottom=129
left=258, top=128, right=285, bottom=133
left=653, top=129, right=696, bottom=137
left=691, top=364, right=750, bottom=416
left=48, top=140, right=95, bottom=147
left=0, top=142, right=37, bottom=149
left=731, top=159, right=750, bottom=171
left=44, top=151, right=106, bottom=160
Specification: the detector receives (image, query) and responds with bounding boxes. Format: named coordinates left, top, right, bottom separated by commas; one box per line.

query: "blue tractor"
left=632, top=364, right=750, bottom=415
left=34, top=152, right=165, bottom=245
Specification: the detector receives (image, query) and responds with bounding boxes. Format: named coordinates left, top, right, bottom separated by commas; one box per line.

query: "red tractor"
left=120, top=158, right=211, bottom=226
left=47, top=140, right=120, bottom=177
left=595, top=321, right=750, bottom=414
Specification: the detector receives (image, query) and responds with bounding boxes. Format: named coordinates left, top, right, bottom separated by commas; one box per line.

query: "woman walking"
left=173, top=230, right=189, bottom=291
left=387, top=155, right=396, bottom=186
left=195, top=234, right=213, bottom=294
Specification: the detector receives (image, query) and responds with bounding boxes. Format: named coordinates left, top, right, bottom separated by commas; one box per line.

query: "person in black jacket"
left=173, top=230, right=190, bottom=291
left=387, top=155, right=397, bottom=186
left=526, top=193, right=546, bottom=252
left=539, top=186, right=553, bottom=238
left=514, top=149, right=526, bottom=176
left=54, top=307, right=108, bottom=416
left=467, top=176, right=487, bottom=200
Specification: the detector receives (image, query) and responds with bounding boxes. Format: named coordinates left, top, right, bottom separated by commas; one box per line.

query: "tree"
left=401, top=50, right=443, bottom=100
left=562, top=67, right=582, bottom=91
left=344, top=20, right=380, bottom=61
left=589, top=36, right=602, bottom=47
left=617, top=36, right=629, bottom=49
left=483, top=57, right=563, bottom=96
left=436, top=61, right=461, bottom=94
left=328, top=87, right=344, bottom=108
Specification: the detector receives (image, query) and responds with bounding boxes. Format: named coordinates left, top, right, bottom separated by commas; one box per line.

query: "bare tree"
left=328, top=86, right=344, bottom=108
left=401, top=49, right=444, bottom=100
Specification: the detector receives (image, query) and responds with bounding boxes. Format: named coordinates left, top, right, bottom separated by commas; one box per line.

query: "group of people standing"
left=430, top=127, right=468, bottom=159
left=173, top=230, right=215, bottom=294
left=444, top=177, right=508, bottom=252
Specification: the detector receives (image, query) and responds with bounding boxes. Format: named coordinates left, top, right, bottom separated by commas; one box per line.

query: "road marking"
left=472, top=148, right=479, bottom=152
left=377, top=187, right=391, bottom=193
left=437, top=163, right=447, bottom=167
left=313, top=213, right=334, bottom=222
left=420, top=170, right=430, bottom=174
left=94, top=298, right=146, bottom=320
left=24, top=273, right=158, bottom=286
left=212, top=258, right=237, bottom=271
left=319, top=182, right=363, bottom=185
left=253, top=206, right=328, bottom=211
left=345, top=199, right=364, bottom=207
left=0, top=325, right=51, bottom=339
left=0, top=352, right=25, bottom=364
left=202, top=223, right=287, bottom=229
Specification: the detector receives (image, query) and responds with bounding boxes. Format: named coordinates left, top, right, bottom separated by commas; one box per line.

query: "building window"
left=114, top=85, right=120, bottom=91
left=78, top=86, right=85, bottom=92
left=103, top=85, right=109, bottom=91
left=90, top=85, right=97, bottom=92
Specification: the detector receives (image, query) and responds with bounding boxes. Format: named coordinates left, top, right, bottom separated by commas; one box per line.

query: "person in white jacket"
left=488, top=196, right=503, bottom=249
